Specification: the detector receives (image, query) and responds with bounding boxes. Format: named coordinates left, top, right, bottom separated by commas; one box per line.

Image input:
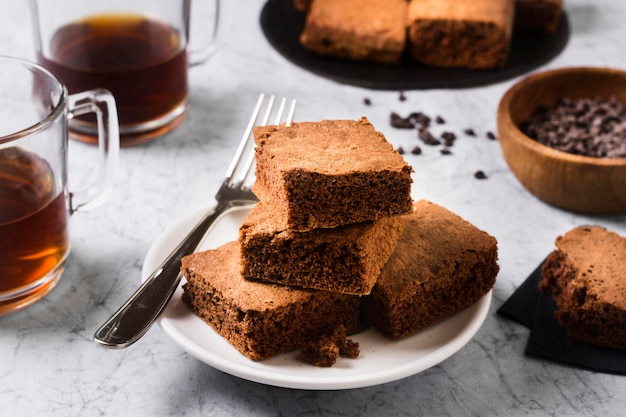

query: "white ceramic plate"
left=142, top=205, right=492, bottom=390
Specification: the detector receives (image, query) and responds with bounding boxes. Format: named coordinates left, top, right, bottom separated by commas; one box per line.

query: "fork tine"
left=231, top=95, right=297, bottom=188
left=224, top=94, right=265, bottom=181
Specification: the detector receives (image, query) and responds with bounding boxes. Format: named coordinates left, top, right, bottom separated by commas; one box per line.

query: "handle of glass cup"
left=67, top=89, right=120, bottom=213
left=188, top=0, right=220, bottom=66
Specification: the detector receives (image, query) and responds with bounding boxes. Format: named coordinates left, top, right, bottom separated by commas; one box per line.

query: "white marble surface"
left=2, top=0, right=626, bottom=416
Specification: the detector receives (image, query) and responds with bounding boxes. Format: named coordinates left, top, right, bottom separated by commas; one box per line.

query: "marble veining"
left=1, top=0, right=626, bottom=416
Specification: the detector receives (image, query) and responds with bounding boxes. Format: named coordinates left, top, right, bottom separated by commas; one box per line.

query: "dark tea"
left=0, top=147, right=69, bottom=299
left=37, top=14, right=188, bottom=143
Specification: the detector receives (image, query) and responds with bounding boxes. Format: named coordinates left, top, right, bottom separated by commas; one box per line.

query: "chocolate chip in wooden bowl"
left=520, top=96, right=626, bottom=158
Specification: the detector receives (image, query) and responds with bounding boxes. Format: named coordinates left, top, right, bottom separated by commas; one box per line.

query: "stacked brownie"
left=182, top=116, right=499, bottom=365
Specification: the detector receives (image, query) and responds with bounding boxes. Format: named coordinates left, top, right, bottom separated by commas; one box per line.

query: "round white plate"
left=142, top=205, right=492, bottom=390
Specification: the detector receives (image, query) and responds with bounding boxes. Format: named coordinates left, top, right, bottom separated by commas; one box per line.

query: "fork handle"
left=93, top=201, right=246, bottom=349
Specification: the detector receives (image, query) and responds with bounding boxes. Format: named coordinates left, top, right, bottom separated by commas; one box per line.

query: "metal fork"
left=93, top=94, right=296, bottom=349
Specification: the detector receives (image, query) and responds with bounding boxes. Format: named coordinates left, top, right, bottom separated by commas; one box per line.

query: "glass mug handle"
left=188, top=0, right=220, bottom=66
left=67, top=89, right=120, bottom=213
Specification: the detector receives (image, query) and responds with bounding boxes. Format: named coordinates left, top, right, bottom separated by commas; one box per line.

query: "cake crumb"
left=300, top=325, right=360, bottom=367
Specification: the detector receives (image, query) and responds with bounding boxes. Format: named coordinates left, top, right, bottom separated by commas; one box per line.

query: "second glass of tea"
left=30, top=0, right=219, bottom=146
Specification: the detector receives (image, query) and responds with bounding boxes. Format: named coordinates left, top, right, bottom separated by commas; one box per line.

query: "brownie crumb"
left=301, top=339, right=340, bottom=367
left=474, top=170, right=488, bottom=179
left=464, top=128, right=477, bottom=137
left=411, top=146, right=422, bottom=155
left=436, top=116, right=445, bottom=124
left=341, top=338, right=360, bottom=359
left=300, top=325, right=360, bottom=367
left=486, top=131, right=497, bottom=140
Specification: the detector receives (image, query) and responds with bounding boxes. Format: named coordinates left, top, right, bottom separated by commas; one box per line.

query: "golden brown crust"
left=364, top=200, right=499, bottom=339
left=539, top=226, right=626, bottom=350
left=406, top=0, right=515, bottom=69
left=299, top=0, right=408, bottom=64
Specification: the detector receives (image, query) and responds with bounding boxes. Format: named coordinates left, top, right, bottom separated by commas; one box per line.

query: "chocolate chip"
left=486, top=131, right=497, bottom=140
left=399, top=91, right=407, bottom=101
left=520, top=96, right=626, bottom=158
left=411, top=146, right=422, bottom=155
left=396, top=146, right=405, bottom=154
left=409, top=112, right=431, bottom=128
left=363, top=98, right=371, bottom=106
left=441, top=131, right=457, bottom=147
left=419, top=128, right=440, bottom=145
left=440, top=148, right=452, bottom=155
left=474, top=170, right=487, bottom=179
left=436, top=116, right=445, bottom=124
left=390, top=112, right=414, bottom=129
left=464, top=128, right=477, bottom=137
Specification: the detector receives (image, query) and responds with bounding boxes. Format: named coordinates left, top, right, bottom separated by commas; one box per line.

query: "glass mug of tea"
left=30, top=0, right=219, bottom=146
left=0, top=56, right=119, bottom=316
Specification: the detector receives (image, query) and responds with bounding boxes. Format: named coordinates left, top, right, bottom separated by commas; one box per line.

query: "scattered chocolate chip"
left=419, top=128, right=440, bottom=145
left=363, top=98, right=371, bottom=106
left=486, top=131, right=497, bottom=140
left=441, top=131, right=457, bottom=147
left=390, top=112, right=414, bottom=129
left=399, top=91, right=407, bottom=101
left=474, top=170, right=488, bottom=179
left=436, top=115, right=445, bottom=124
left=409, top=112, right=431, bottom=128
left=396, top=146, right=405, bottom=154
left=520, top=96, right=626, bottom=158
left=464, top=128, right=477, bottom=137
left=411, top=146, right=422, bottom=155
left=440, top=148, right=452, bottom=155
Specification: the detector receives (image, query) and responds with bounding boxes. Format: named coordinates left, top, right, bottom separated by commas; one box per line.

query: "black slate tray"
left=260, top=0, right=570, bottom=90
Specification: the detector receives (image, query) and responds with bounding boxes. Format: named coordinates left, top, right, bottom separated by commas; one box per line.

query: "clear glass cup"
left=0, top=56, right=119, bottom=316
left=30, top=0, right=219, bottom=146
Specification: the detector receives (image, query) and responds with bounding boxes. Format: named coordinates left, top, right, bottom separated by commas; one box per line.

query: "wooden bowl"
left=497, top=67, right=626, bottom=215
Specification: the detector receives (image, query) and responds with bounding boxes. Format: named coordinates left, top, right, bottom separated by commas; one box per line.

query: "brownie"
left=539, top=226, right=626, bottom=350
left=514, top=0, right=563, bottom=34
left=299, top=0, right=408, bottom=64
left=407, top=0, right=515, bottom=69
left=181, top=241, right=361, bottom=361
left=252, top=117, right=413, bottom=232
left=239, top=202, right=404, bottom=295
left=364, top=200, right=499, bottom=339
